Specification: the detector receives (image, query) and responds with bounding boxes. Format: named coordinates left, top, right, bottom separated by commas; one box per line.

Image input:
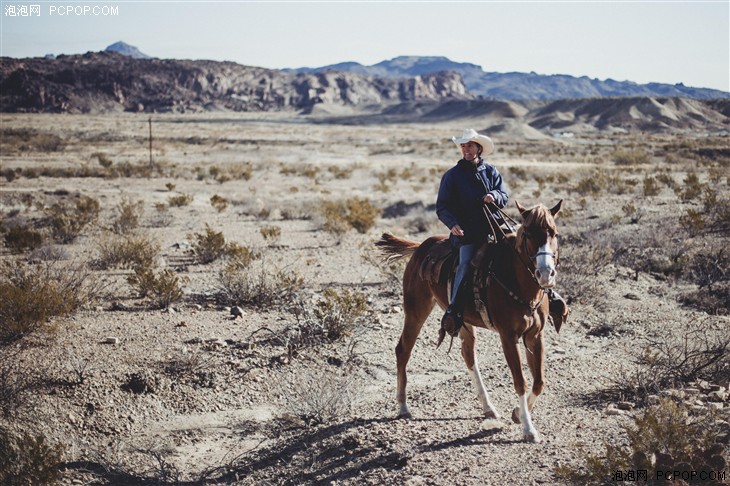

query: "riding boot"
left=440, top=282, right=467, bottom=338
left=547, top=289, right=569, bottom=333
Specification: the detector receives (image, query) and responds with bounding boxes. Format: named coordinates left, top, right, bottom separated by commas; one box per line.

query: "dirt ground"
left=0, top=112, right=728, bottom=485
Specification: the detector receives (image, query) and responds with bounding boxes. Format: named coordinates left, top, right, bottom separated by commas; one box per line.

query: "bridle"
left=478, top=204, right=559, bottom=315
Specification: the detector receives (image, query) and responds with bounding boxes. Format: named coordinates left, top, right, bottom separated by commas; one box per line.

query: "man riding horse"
left=436, top=129, right=567, bottom=338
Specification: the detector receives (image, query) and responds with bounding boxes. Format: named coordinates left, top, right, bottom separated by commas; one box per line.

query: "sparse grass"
left=321, top=197, right=380, bottom=236
left=44, top=195, right=100, bottom=243
left=280, top=368, right=358, bottom=426
left=217, top=257, right=303, bottom=309
left=555, top=399, right=728, bottom=485
left=210, top=194, right=228, bottom=212
left=94, top=233, right=160, bottom=270
left=0, top=427, right=66, bottom=486
left=0, top=260, right=100, bottom=342
left=260, top=225, right=282, bottom=244
left=0, top=127, right=65, bottom=153
left=189, top=224, right=246, bottom=264
left=112, top=197, right=144, bottom=235
left=612, top=149, right=650, bottom=166
left=313, top=288, right=369, bottom=340
left=127, top=266, right=188, bottom=309
left=2, top=223, right=44, bottom=253
left=168, top=193, right=194, bottom=207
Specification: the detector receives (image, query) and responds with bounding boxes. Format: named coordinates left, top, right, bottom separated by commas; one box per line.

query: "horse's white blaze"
left=519, top=393, right=541, bottom=442
left=468, top=356, right=500, bottom=419
left=534, top=241, right=556, bottom=287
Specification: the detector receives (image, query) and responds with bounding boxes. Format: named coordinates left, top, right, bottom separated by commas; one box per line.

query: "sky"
left=1, top=1, right=728, bottom=92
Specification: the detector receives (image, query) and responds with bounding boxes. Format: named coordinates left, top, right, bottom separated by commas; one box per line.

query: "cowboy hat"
left=451, top=128, right=494, bottom=156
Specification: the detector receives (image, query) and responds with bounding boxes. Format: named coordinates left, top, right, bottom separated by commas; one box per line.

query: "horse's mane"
left=515, top=204, right=557, bottom=248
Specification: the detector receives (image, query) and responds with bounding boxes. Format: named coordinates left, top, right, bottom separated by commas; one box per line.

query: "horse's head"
left=515, top=200, right=562, bottom=288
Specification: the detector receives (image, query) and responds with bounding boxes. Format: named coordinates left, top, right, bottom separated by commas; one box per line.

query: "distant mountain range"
left=285, top=56, right=729, bottom=101
left=1, top=46, right=728, bottom=134
left=104, top=41, right=150, bottom=59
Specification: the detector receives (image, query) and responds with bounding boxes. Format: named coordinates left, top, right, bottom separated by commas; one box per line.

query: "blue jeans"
left=451, top=244, right=477, bottom=306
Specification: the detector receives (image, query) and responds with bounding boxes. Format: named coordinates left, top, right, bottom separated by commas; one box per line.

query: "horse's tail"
left=375, top=232, right=419, bottom=262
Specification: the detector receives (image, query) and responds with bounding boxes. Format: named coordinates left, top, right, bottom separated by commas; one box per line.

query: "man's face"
left=460, top=141, right=480, bottom=162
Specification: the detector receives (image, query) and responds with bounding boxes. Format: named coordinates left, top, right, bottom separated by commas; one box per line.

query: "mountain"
left=104, top=41, right=151, bottom=59
left=287, top=56, right=729, bottom=101
left=0, top=52, right=471, bottom=114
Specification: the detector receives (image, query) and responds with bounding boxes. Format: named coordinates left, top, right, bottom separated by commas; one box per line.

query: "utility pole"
left=148, top=116, right=153, bottom=169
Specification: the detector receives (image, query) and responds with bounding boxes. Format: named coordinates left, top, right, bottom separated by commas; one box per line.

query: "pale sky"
left=1, top=1, right=728, bottom=92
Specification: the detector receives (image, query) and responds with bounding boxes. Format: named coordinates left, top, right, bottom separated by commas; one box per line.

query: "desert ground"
left=0, top=112, right=728, bottom=485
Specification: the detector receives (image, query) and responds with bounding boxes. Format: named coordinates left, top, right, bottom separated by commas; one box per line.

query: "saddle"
left=418, top=238, right=456, bottom=285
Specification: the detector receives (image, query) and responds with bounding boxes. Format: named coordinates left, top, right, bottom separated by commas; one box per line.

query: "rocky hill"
left=288, top=56, right=730, bottom=101
left=0, top=52, right=471, bottom=114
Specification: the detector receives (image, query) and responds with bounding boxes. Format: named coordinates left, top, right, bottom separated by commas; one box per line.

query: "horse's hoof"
left=524, top=430, right=542, bottom=443
left=511, top=407, right=521, bottom=424
left=398, top=404, right=412, bottom=419
left=484, top=408, right=501, bottom=420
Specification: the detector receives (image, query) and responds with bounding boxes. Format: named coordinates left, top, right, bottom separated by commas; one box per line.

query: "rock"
left=605, top=406, right=623, bottom=416
left=231, top=306, right=244, bottom=318
left=623, top=293, right=641, bottom=300
left=102, top=337, right=119, bottom=345
left=708, top=390, right=727, bottom=402
left=707, top=402, right=724, bottom=410
left=616, top=401, right=634, bottom=411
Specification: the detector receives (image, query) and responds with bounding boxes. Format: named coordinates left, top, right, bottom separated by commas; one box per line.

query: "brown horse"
left=375, top=200, right=562, bottom=442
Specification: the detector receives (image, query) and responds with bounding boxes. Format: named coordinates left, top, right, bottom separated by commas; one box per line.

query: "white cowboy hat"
left=451, top=128, right=494, bottom=156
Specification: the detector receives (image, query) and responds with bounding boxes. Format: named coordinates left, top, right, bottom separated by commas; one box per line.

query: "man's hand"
left=483, top=194, right=495, bottom=204
left=450, top=224, right=465, bottom=236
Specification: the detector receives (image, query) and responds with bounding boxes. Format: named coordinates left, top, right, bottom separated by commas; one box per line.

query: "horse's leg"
left=500, top=332, right=541, bottom=442
left=460, top=324, right=500, bottom=419
left=395, top=277, right=435, bottom=419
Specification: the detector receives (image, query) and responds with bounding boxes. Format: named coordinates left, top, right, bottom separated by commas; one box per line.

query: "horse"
left=375, top=200, right=563, bottom=442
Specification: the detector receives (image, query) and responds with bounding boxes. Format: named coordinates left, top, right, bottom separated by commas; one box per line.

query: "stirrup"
left=440, top=307, right=463, bottom=338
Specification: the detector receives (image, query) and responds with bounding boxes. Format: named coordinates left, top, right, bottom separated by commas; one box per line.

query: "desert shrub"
left=165, top=182, right=176, bottom=192
left=313, top=288, right=369, bottom=340
left=0, top=260, right=99, bottom=342
left=227, top=162, right=253, bottom=181
left=93, top=152, right=113, bottom=168
left=189, top=224, right=228, bottom=264
left=642, top=176, right=660, bottom=197
left=28, top=244, right=69, bottom=262
left=0, top=427, right=66, bottom=486
left=210, top=194, right=228, bottom=212
left=281, top=369, right=358, bottom=426
left=555, top=399, right=728, bottom=485
left=556, top=243, right=614, bottom=305
left=0, top=350, right=37, bottom=418
left=168, top=194, right=193, bottom=207
left=612, top=149, right=650, bottom=166
left=127, top=266, right=187, bottom=309
left=678, top=172, right=704, bottom=202
left=2, top=224, right=44, bottom=253
left=0, top=262, right=71, bottom=342
left=321, top=197, right=380, bottom=236
left=640, top=318, right=730, bottom=390
left=679, top=208, right=705, bottom=236
left=44, top=195, right=100, bottom=243
left=328, top=165, right=351, bottom=179
left=621, top=202, right=642, bottom=224
left=572, top=170, right=607, bottom=196
left=260, top=225, right=281, bottom=243
left=0, top=127, right=64, bottom=153
left=112, top=197, right=144, bottom=234
left=217, top=258, right=303, bottom=309
left=94, top=233, right=160, bottom=270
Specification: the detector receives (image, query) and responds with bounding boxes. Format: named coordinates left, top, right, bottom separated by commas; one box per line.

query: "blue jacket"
left=436, top=158, right=509, bottom=248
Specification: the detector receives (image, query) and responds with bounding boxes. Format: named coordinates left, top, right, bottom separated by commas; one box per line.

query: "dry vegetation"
left=0, top=112, right=728, bottom=485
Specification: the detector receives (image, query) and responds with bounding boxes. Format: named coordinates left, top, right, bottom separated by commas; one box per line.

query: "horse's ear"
left=550, top=199, right=563, bottom=217
left=514, top=200, right=528, bottom=217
